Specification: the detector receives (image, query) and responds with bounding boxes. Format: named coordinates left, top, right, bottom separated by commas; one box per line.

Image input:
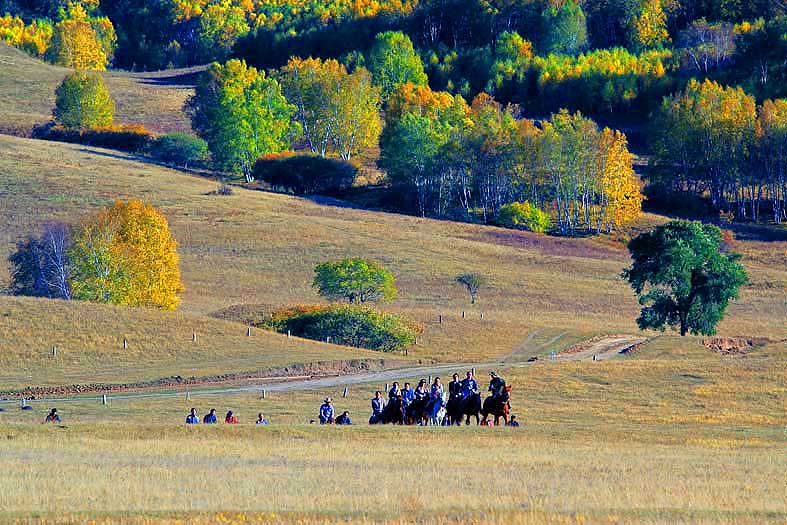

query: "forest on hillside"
left=3, top=0, right=787, bottom=229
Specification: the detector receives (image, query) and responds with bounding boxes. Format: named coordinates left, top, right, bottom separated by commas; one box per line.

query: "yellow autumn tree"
left=631, top=0, right=670, bottom=50
left=47, top=2, right=116, bottom=70
left=70, top=200, right=183, bottom=310
left=600, top=129, right=643, bottom=230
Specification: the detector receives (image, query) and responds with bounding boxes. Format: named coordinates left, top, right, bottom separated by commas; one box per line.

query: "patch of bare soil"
left=558, top=335, right=648, bottom=360
left=701, top=337, right=770, bottom=356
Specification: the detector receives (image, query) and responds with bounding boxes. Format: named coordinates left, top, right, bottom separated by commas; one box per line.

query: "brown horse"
left=481, top=385, right=512, bottom=426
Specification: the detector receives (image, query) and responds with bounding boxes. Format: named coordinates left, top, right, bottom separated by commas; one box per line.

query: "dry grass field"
left=0, top=82, right=786, bottom=523
left=1, top=135, right=785, bottom=383
left=0, top=43, right=196, bottom=136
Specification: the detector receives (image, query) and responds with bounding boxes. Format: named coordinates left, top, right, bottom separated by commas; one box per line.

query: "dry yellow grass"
left=0, top=134, right=785, bottom=387
left=0, top=43, right=196, bottom=135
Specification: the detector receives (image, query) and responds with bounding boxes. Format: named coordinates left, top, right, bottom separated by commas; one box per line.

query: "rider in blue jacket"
left=400, top=382, right=415, bottom=407
left=460, top=371, right=479, bottom=398
left=319, top=398, right=335, bottom=424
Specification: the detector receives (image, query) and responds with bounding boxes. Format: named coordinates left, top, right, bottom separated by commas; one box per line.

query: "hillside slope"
left=1, top=135, right=785, bottom=368
left=0, top=43, right=197, bottom=135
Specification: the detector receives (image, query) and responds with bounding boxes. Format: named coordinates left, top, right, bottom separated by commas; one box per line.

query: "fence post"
left=461, top=311, right=465, bottom=319
left=101, top=394, right=107, bottom=406
left=52, top=346, right=57, bottom=357
left=472, top=367, right=476, bottom=376
left=123, top=338, right=128, bottom=350
left=405, top=348, right=408, bottom=356
left=385, top=383, right=389, bottom=393
left=192, top=332, right=197, bottom=343
left=287, top=330, right=291, bottom=338
left=326, top=336, right=330, bottom=344
left=21, top=398, right=27, bottom=409
left=186, top=391, right=190, bottom=401
left=261, top=389, right=266, bottom=399
left=428, top=375, right=432, bottom=385
left=247, top=326, right=252, bottom=337
left=343, top=387, right=348, bottom=398
left=480, top=312, right=484, bottom=320
left=439, top=314, right=443, bottom=324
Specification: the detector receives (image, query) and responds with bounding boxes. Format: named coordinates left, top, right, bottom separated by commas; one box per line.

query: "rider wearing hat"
left=488, top=371, right=506, bottom=399
left=319, top=397, right=335, bottom=424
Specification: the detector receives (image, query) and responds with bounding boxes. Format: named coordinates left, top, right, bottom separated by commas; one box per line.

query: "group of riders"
left=319, top=370, right=515, bottom=426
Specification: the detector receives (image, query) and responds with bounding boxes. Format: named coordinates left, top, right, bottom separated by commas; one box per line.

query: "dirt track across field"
left=0, top=335, right=647, bottom=405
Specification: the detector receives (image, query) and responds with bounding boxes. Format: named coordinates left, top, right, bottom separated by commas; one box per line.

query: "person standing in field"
left=186, top=408, right=200, bottom=424
left=319, top=397, right=335, bottom=424
left=203, top=408, right=218, bottom=424
left=225, top=410, right=238, bottom=424
left=44, top=408, right=61, bottom=423
left=256, top=413, right=269, bottom=425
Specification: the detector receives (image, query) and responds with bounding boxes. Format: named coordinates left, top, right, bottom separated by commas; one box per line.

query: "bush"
left=497, top=201, right=552, bottom=233
left=253, top=153, right=358, bottom=195
left=34, top=123, right=153, bottom=152
left=147, top=132, right=209, bottom=169
left=264, top=304, right=421, bottom=352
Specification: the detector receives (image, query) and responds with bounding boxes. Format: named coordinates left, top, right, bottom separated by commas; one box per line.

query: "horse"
left=379, top=396, right=405, bottom=424
left=406, top=396, right=430, bottom=425
left=445, top=393, right=465, bottom=426
left=428, top=390, right=448, bottom=426
left=481, top=385, right=512, bottom=426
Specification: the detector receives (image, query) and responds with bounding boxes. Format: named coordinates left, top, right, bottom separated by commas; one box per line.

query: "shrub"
left=253, top=153, right=358, bottom=195
left=34, top=123, right=153, bottom=152
left=266, top=304, right=421, bottom=352
left=147, top=132, right=209, bottom=169
left=54, top=71, right=115, bottom=130
left=497, top=201, right=552, bottom=233
left=313, top=258, right=397, bottom=303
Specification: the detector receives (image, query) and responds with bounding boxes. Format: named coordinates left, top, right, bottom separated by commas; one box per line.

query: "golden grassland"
left=1, top=340, right=785, bottom=524
left=1, top=135, right=785, bottom=385
left=0, top=43, right=196, bottom=135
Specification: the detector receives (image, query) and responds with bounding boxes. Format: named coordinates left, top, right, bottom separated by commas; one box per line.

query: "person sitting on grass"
left=256, top=412, right=269, bottom=425
left=44, top=408, right=61, bottom=423
left=336, top=410, right=352, bottom=425
left=319, top=397, right=335, bottom=424
left=369, top=390, right=385, bottom=424
left=186, top=408, right=199, bottom=424
left=225, top=410, right=238, bottom=424
left=203, top=408, right=218, bottom=424
left=507, top=415, right=520, bottom=427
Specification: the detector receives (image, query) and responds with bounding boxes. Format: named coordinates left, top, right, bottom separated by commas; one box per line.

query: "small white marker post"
left=101, top=394, right=107, bottom=406
left=52, top=346, right=57, bottom=357
left=261, top=389, right=266, bottom=399
left=192, top=332, right=197, bottom=343
left=123, top=338, right=128, bottom=350
left=247, top=326, right=252, bottom=337
left=185, top=391, right=190, bottom=401
left=343, top=387, right=348, bottom=398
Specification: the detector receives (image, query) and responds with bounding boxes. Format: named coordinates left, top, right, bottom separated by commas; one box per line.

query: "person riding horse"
left=388, top=382, right=400, bottom=401
left=488, top=371, right=506, bottom=400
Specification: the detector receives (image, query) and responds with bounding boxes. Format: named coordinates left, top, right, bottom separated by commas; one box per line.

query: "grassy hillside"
left=0, top=134, right=785, bottom=382
left=0, top=43, right=196, bottom=136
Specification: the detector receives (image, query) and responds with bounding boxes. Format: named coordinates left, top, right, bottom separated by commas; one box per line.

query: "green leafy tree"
left=187, top=59, right=299, bottom=182
left=53, top=71, right=115, bottom=129
left=497, top=201, right=551, bottom=233
left=622, top=221, right=748, bottom=336
left=366, top=31, right=428, bottom=99
left=313, top=258, right=397, bottom=304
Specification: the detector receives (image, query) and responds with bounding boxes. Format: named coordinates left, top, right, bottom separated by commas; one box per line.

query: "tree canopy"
left=366, top=31, right=427, bottom=100
left=53, top=71, right=115, bottom=129
left=187, top=59, right=299, bottom=182
left=622, top=221, right=748, bottom=336
left=313, top=258, right=397, bottom=304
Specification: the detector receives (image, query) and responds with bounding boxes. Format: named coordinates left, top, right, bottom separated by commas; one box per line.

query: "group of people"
left=317, top=397, right=352, bottom=425
left=361, top=370, right=516, bottom=426
left=185, top=408, right=269, bottom=425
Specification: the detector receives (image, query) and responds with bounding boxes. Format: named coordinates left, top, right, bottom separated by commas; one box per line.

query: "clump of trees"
left=380, top=83, right=643, bottom=235
left=623, top=221, right=748, bottom=336
left=650, top=78, right=787, bottom=223
left=9, top=200, right=183, bottom=310
left=1, top=1, right=116, bottom=69
left=186, top=59, right=299, bottom=183
left=147, top=132, right=209, bottom=169
left=278, top=57, right=382, bottom=161
left=253, top=153, right=357, bottom=195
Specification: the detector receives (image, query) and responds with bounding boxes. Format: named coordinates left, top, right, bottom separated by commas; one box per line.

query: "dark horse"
left=481, top=385, right=512, bottom=426
left=405, top=397, right=430, bottom=425
left=380, top=396, right=405, bottom=424
left=447, top=393, right=481, bottom=425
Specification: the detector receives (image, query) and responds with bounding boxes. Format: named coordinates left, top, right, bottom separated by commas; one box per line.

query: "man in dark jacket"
left=186, top=408, right=199, bottom=424
left=336, top=411, right=352, bottom=425
left=203, top=408, right=218, bottom=424
left=488, top=371, right=506, bottom=399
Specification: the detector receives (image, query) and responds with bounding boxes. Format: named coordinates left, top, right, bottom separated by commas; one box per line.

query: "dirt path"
left=0, top=335, right=647, bottom=405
